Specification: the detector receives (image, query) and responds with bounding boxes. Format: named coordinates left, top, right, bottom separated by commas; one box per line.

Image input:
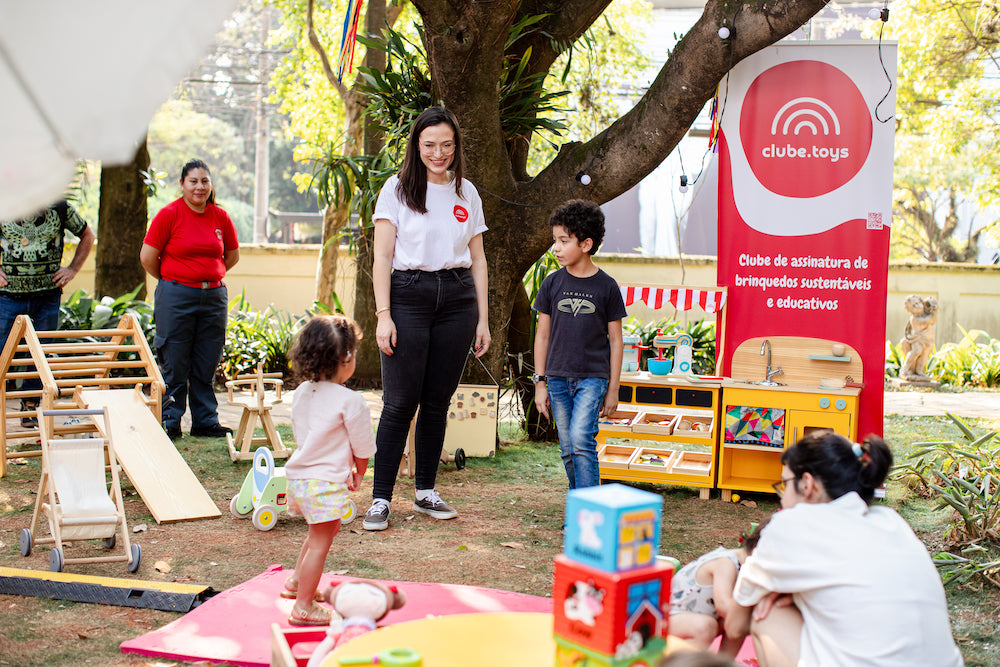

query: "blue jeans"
left=547, top=376, right=609, bottom=490
left=0, top=291, right=61, bottom=401
left=373, top=268, right=478, bottom=501
left=153, top=280, right=228, bottom=430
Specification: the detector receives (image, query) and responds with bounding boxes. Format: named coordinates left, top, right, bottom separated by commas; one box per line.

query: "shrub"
left=928, top=326, right=1000, bottom=388
left=220, top=290, right=308, bottom=384
left=891, top=413, right=1000, bottom=587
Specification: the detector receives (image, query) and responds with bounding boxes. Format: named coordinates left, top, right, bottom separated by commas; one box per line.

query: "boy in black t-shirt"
left=532, top=200, right=626, bottom=489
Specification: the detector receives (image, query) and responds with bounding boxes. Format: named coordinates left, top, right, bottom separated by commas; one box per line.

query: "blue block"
left=564, top=484, right=662, bottom=573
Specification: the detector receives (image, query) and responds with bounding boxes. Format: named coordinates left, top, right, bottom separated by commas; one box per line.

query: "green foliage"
left=885, top=327, right=1000, bottom=388
left=879, top=0, right=1000, bottom=253
left=929, top=326, right=1000, bottom=388
left=58, top=286, right=156, bottom=375
left=891, top=413, right=1000, bottom=587
left=885, top=340, right=904, bottom=378
left=59, top=285, right=154, bottom=338
left=623, top=317, right=717, bottom=375
left=521, top=250, right=561, bottom=343
left=221, top=290, right=308, bottom=382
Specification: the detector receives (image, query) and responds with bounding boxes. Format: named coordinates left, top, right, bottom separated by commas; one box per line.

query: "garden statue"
left=899, top=294, right=938, bottom=381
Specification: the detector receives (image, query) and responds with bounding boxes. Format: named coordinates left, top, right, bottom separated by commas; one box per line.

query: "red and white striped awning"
left=620, top=286, right=727, bottom=314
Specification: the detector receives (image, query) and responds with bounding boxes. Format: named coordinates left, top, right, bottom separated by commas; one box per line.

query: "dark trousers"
left=153, top=280, right=228, bottom=429
left=0, top=291, right=61, bottom=403
left=373, top=268, right=478, bottom=501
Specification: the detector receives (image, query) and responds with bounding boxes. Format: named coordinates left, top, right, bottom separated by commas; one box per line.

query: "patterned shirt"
left=0, top=201, right=89, bottom=296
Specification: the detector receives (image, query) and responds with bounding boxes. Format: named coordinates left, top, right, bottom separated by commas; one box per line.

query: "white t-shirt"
left=285, top=381, right=377, bottom=484
left=734, top=492, right=963, bottom=667
left=373, top=173, right=488, bottom=271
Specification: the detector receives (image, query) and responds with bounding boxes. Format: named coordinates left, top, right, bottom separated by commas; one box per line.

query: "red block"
left=552, top=554, right=672, bottom=658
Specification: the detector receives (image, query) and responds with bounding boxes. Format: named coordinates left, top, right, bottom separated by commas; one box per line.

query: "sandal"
left=280, top=577, right=324, bottom=601
left=288, top=602, right=332, bottom=627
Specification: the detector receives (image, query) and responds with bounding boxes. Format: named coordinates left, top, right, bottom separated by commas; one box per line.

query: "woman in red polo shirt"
left=140, top=159, right=240, bottom=440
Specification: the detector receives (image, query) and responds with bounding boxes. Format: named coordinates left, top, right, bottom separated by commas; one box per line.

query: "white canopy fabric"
left=0, top=0, right=238, bottom=220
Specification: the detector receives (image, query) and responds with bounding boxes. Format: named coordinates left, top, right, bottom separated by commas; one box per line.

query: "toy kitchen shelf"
left=717, top=335, right=864, bottom=501
left=597, top=373, right=723, bottom=499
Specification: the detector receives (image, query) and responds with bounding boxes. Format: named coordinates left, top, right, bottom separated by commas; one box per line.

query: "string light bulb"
left=718, top=26, right=731, bottom=39
left=576, top=172, right=592, bottom=186
left=869, top=7, right=889, bottom=21
left=678, top=175, right=689, bottom=193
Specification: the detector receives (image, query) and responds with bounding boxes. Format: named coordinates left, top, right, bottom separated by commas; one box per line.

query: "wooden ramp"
left=80, top=389, right=221, bottom=524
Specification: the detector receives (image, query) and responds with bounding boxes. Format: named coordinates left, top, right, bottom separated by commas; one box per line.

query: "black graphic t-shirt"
left=0, top=201, right=88, bottom=295
left=534, top=268, right=627, bottom=379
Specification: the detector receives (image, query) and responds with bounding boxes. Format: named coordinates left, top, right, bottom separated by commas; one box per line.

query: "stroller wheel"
left=19, top=528, right=32, bottom=557
left=128, top=543, right=142, bottom=573
left=49, top=548, right=64, bottom=573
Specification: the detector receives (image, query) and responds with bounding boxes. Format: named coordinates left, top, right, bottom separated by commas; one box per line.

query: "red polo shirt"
left=144, top=199, right=239, bottom=287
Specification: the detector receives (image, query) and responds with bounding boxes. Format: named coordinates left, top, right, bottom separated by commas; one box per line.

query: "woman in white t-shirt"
left=362, top=107, right=491, bottom=531
left=726, top=431, right=964, bottom=666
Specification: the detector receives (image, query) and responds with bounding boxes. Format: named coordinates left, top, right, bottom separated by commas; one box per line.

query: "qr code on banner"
left=867, top=212, right=884, bottom=230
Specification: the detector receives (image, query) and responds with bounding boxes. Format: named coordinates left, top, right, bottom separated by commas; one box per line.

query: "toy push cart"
left=231, top=447, right=357, bottom=531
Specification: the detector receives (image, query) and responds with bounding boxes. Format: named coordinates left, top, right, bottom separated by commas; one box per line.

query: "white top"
left=373, top=174, right=488, bottom=271
left=286, top=382, right=377, bottom=484
left=734, top=492, right=963, bottom=667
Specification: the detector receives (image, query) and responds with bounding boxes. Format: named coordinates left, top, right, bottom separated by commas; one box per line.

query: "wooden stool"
left=225, top=363, right=290, bottom=462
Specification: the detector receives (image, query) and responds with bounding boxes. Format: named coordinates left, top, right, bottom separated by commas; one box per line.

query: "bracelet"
left=375, top=307, right=390, bottom=316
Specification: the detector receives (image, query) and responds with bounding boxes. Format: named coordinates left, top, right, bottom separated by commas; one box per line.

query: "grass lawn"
left=0, top=414, right=997, bottom=665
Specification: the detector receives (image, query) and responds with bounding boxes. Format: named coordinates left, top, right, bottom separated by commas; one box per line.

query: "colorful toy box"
left=555, top=483, right=672, bottom=667
left=564, top=484, right=662, bottom=573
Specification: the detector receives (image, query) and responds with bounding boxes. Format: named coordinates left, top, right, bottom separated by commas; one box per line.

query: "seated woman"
left=725, top=431, right=963, bottom=667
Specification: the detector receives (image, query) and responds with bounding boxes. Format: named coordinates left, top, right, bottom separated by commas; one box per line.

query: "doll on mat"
left=306, top=578, right=407, bottom=667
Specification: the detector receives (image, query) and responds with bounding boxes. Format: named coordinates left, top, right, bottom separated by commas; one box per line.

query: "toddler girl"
left=281, top=315, right=376, bottom=626
left=669, top=524, right=764, bottom=657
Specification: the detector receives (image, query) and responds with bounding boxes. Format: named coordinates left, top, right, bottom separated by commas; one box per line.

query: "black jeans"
left=373, top=268, right=478, bottom=501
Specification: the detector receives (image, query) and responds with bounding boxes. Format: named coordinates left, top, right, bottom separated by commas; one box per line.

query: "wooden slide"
left=80, top=388, right=221, bottom=524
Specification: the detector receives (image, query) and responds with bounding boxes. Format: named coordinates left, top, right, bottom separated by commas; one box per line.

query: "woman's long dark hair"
left=396, top=107, right=465, bottom=214
left=180, top=158, right=216, bottom=205
left=781, top=431, right=892, bottom=504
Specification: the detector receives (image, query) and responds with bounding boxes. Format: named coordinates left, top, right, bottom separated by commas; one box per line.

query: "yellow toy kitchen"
left=598, top=284, right=863, bottom=501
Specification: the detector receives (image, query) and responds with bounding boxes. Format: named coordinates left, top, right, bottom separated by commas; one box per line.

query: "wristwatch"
left=531, top=373, right=546, bottom=384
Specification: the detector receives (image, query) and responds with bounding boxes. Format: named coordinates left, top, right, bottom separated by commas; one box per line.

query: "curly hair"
left=549, top=199, right=605, bottom=255
left=288, top=315, right=362, bottom=383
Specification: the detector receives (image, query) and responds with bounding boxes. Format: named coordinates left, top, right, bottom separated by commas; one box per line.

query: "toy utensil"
left=339, top=647, right=422, bottom=666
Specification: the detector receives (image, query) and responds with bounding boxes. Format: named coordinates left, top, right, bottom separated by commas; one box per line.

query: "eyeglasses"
left=772, top=476, right=797, bottom=498
left=420, top=142, right=455, bottom=156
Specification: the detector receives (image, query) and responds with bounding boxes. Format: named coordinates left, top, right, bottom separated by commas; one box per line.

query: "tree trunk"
left=349, top=0, right=387, bottom=386
left=96, top=140, right=150, bottom=299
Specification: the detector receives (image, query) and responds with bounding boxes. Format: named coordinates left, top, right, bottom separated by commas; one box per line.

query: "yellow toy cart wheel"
left=341, top=498, right=358, bottom=525
left=253, top=504, right=278, bottom=531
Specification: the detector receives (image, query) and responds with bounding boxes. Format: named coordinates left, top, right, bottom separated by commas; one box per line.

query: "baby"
left=669, top=523, right=764, bottom=657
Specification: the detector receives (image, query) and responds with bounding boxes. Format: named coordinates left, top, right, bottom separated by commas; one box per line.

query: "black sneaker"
left=165, top=424, right=182, bottom=440
left=412, top=490, right=458, bottom=520
left=362, top=499, right=390, bottom=531
left=190, top=424, right=233, bottom=438
left=19, top=402, right=38, bottom=429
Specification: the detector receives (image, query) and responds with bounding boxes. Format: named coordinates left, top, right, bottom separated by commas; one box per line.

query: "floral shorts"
left=286, top=479, right=351, bottom=524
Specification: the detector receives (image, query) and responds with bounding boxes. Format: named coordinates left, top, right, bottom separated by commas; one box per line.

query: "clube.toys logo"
left=740, top=60, right=872, bottom=198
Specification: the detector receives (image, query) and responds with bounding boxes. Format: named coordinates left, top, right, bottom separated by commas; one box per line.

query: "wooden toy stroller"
left=19, top=408, right=141, bottom=573
left=225, top=362, right=291, bottom=462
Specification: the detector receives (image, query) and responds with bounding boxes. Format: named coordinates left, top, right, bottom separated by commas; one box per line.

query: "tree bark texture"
left=96, top=140, right=150, bottom=300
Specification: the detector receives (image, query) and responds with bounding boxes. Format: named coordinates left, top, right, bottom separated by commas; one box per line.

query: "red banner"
left=718, top=43, right=898, bottom=439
